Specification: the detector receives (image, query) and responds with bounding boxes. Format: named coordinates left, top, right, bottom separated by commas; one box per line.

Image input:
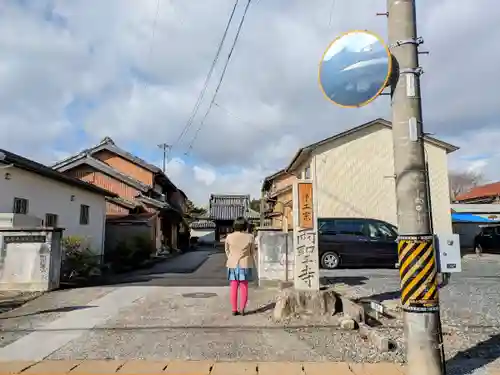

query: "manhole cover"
left=182, top=292, right=217, bottom=299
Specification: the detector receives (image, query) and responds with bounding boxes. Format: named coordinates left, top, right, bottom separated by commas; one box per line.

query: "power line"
left=172, top=0, right=241, bottom=148
left=185, top=0, right=253, bottom=154
left=149, top=0, right=161, bottom=59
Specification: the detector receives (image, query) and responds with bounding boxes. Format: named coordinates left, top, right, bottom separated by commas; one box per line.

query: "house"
left=451, top=203, right=500, bottom=248
left=52, top=137, right=189, bottom=252
left=261, top=169, right=296, bottom=230
left=208, top=194, right=260, bottom=241
left=454, top=182, right=500, bottom=204
left=262, top=118, right=458, bottom=234
left=0, top=149, right=116, bottom=256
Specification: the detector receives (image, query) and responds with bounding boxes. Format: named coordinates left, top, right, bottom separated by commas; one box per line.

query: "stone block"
left=340, top=318, right=358, bottom=330
left=358, top=323, right=397, bottom=352
left=339, top=296, right=365, bottom=323
left=273, top=288, right=339, bottom=321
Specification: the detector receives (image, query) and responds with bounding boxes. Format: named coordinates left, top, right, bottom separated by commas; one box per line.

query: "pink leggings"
left=230, top=280, right=249, bottom=312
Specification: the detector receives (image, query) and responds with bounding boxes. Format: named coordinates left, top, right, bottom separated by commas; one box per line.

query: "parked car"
left=318, top=217, right=398, bottom=269
left=473, top=224, right=500, bottom=254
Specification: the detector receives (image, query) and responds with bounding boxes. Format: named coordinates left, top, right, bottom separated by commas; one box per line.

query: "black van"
left=318, top=217, right=398, bottom=269
left=473, top=224, right=500, bottom=254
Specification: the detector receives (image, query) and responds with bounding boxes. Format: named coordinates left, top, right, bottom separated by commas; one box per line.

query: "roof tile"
left=456, top=182, right=500, bottom=201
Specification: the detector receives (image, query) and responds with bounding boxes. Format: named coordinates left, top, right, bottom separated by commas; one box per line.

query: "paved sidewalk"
left=0, top=360, right=407, bottom=374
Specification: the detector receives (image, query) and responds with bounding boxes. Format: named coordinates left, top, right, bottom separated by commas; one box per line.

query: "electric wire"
left=172, top=0, right=241, bottom=148
left=185, top=0, right=252, bottom=154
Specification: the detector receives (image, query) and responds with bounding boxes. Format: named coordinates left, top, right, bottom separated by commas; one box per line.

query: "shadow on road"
left=320, top=276, right=369, bottom=286
left=0, top=305, right=96, bottom=320
left=61, top=249, right=225, bottom=289
left=245, top=302, right=276, bottom=315
left=446, top=333, right=500, bottom=374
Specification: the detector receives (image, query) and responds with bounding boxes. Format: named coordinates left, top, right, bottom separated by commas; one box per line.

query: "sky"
left=0, top=0, right=499, bottom=205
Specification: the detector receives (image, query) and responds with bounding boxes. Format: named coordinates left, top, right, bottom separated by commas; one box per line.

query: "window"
left=367, top=221, right=397, bottom=238
left=80, top=204, right=89, bottom=225
left=334, top=220, right=365, bottom=236
left=303, top=163, right=311, bottom=179
left=13, top=197, right=29, bottom=214
left=319, top=219, right=336, bottom=233
left=45, top=213, right=58, bottom=227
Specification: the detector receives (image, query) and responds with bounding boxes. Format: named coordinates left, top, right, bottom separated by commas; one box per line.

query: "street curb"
left=0, top=359, right=406, bottom=375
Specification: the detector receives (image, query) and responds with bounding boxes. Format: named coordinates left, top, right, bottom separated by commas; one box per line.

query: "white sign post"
left=292, top=178, right=320, bottom=291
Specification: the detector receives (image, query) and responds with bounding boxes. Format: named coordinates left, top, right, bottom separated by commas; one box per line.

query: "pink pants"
left=230, top=280, right=249, bottom=312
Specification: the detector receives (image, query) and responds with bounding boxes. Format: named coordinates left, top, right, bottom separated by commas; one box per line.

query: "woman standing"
left=225, top=217, right=256, bottom=316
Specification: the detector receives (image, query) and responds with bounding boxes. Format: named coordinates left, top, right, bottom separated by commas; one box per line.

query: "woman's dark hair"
left=233, top=217, right=248, bottom=232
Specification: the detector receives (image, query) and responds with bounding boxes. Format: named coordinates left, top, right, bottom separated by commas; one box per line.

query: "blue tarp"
left=451, top=213, right=500, bottom=223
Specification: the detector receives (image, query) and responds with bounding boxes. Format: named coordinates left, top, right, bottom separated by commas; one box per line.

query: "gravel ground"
left=1, top=251, right=499, bottom=374
left=321, top=254, right=500, bottom=373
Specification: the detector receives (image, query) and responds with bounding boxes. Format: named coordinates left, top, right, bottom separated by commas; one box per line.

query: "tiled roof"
left=210, top=194, right=250, bottom=206
left=107, top=212, right=157, bottom=223
left=0, top=149, right=117, bottom=198
left=52, top=137, right=178, bottom=191
left=455, top=182, right=500, bottom=201
left=209, top=194, right=252, bottom=221
left=190, top=220, right=216, bottom=229
left=55, top=155, right=150, bottom=192
left=210, top=204, right=247, bottom=220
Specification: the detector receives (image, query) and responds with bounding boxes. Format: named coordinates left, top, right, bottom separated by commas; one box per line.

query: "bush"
left=105, top=234, right=153, bottom=271
left=61, top=236, right=100, bottom=280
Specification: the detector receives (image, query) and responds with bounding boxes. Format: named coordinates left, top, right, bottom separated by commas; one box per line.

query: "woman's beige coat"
left=225, top=231, right=256, bottom=269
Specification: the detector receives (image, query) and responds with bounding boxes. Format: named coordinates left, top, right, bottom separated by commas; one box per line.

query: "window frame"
left=79, top=204, right=90, bottom=225
left=303, top=163, right=311, bottom=179
left=45, top=213, right=58, bottom=227
left=13, top=197, right=29, bottom=214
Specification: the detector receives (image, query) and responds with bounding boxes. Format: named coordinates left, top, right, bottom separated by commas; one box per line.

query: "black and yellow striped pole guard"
left=398, top=234, right=439, bottom=313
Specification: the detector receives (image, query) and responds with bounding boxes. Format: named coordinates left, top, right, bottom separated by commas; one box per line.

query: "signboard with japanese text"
left=292, top=178, right=320, bottom=291
left=298, top=182, right=314, bottom=229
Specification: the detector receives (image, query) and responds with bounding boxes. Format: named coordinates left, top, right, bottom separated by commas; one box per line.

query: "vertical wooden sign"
left=298, top=182, right=313, bottom=229
left=293, top=179, right=320, bottom=291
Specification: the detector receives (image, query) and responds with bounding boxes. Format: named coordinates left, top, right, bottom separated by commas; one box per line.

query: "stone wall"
left=0, top=228, right=62, bottom=291
left=256, top=229, right=294, bottom=284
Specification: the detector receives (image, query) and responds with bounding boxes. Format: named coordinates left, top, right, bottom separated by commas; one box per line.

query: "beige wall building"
left=262, top=118, right=458, bottom=234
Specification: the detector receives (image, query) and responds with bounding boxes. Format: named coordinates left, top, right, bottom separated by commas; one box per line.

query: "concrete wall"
left=256, top=230, right=293, bottom=284
left=0, top=167, right=107, bottom=254
left=452, top=223, right=481, bottom=248
left=312, top=125, right=453, bottom=234
left=190, top=228, right=216, bottom=244
left=0, top=229, right=62, bottom=291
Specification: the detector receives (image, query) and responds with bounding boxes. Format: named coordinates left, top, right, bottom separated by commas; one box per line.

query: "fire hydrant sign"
left=293, top=181, right=320, bottom=291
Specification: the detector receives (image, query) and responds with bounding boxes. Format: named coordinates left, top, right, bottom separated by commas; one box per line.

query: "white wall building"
left=286, top=118, right=458, bottom=234
left=0, top=149, right=116, bottom=256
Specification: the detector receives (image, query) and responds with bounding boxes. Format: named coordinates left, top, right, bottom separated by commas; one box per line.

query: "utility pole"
left=158, top=143, right=171, bottom=173
left=387, top=1, right=444, bottom=375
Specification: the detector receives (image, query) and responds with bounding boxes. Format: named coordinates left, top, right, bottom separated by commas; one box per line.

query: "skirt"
left=227, top=266, right=254, bottom=281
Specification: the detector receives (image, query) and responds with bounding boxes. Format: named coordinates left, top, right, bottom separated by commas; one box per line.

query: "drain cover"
left=182, top=292, right=217, bottom=299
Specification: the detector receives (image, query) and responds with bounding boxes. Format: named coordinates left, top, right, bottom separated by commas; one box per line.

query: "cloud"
left=0, top=0, right=499, bottom=205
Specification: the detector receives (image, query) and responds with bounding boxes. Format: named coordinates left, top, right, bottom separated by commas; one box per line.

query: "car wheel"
left=321, top=252, right=340, bottom=269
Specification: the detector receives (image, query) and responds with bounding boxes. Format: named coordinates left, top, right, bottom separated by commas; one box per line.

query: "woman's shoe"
left=240, top=310, right=246, bottom=316
left=232, top=311, right=240, bottom=316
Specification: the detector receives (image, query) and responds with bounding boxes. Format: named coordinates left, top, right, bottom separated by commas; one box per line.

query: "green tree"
left=185, top=199, right=207, bottom=219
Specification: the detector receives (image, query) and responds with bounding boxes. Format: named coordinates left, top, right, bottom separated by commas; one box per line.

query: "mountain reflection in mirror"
left=319, top=31, right=391, bottom=108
